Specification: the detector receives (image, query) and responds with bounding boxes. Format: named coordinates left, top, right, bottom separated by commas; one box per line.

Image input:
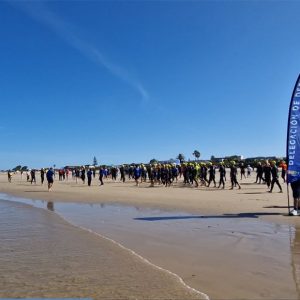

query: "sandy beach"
left=0, top=171, right=295, bottom=224
left=1, top=171, right=300, bottom=299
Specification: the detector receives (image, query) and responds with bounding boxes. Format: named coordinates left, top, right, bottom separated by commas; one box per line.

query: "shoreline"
left=0, top=198, right=206, bottom=299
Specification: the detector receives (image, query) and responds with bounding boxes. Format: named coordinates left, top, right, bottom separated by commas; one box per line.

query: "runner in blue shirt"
left=134, top=165, right=141, bottom=186
left=46, top=168, right=54, bottom=191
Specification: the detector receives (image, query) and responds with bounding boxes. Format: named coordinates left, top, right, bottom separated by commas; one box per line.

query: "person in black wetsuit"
left=269, top=161, right=283, bottom=193
left=40, top=168, right=45, bottom=185
left=240, top=163, right=246, bottom=180
left=207, top=162, right=216, bottom=187
left=81, top=167, right=86, bottom=184
left=120, top=165, right=126, bottom=183
left=230, top=161, right=241, bottom=190
left=30, top=169, right=36, bottom=184
left=255, top=162, right=263, bottom=183
left=99, top=166, right=104, bottom=186
left=263, top=161, right=271, bottom=189
left=87, top=168, right=93, bottom=186
left=218, top=162, right=226, bottom=189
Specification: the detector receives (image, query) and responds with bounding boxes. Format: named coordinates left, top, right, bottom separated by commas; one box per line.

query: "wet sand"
left=1, top=172, right=300, bottom=299
left=0, top=199, right=205, bottom=299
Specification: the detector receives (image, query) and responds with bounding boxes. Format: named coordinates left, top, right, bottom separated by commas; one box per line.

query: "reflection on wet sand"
left=1, top=193, right=300, bottom=299
left=291, top=225, right=300, bottom=299
left=0, top=200, right=205, bottom=299
left=47, top=201, right=54, bottom=211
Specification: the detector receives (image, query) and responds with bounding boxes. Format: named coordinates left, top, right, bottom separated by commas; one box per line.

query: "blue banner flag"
left=287, top=74, right=300, bottom=183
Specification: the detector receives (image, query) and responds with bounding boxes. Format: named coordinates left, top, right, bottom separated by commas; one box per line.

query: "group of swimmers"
left=7, top=160, right=286, bottom=193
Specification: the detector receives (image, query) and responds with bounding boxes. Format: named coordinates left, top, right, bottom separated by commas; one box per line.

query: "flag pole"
left=287, top=183, right=291, bottom=215
left=286, top=74, right=300, bottom=216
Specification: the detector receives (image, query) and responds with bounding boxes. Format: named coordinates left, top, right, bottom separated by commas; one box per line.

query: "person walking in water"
left=269, top=161, right=283, bottom=193
left=46, top=167, right=54, bottom=192
left=230, top=161, right=241, bottom=190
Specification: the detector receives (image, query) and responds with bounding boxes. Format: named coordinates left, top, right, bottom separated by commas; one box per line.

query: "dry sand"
left=1, top=171, right=300, bottom=299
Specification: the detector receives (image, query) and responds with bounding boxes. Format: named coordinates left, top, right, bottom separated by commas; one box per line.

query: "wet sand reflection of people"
left=47, top=201, right=54, bottom=211
left=290, top=225, right=300, bottom=298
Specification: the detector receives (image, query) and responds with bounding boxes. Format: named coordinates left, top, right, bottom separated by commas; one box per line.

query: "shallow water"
left=1, top=193, right=300, bottom=299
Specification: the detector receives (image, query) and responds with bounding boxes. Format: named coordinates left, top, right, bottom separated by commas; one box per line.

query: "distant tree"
left=211, top=155, right=215, bottom=161
left=177, top=153, right=185, bottom=163
left=21, top=166, right=28, bottom=171
left=13, top=165, right=22, bottom=171
left=150, top=158, right=158, bottom=164
left=193, top=150, right=201, bottom=161
left=93, top=156, right=98, bottom=166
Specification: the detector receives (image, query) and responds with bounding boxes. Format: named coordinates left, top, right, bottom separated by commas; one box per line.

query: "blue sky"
left=1, top=0, right=300, bottom=169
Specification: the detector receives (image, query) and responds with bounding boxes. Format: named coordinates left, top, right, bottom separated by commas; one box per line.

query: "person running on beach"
left=26, top=170, right=30, bottom=182
left=263, top=161, right=272, bottom=189
left=247, top=165, right=252, bottom=177
left=120, top=165, right=126, bottom=183
left=280, top=160, right=287, bottom=183
left=40, top=168, right=45, bottom=185
left=81, top=168, right=86, bottom=183
left=230, top=161, right=241, bottom=190
left=99, top=166, right=105, bottom=186
left=134, top=165, right=141, bottom=186
left=7, top=170, right=12, bottom=183
left=218, top=162, right=226, bottom=189
left=240, top=163, right=246, bottom=180
left=75, top=168, right=80, bottom=183
left=46, top=168, right=54, bottom=191
left=87, top=168, right=93, bottom=186
left=30, top=169, right=36, bottom=184
left=269, top=161, right=283, bottom=193
left=255, top=162, right=263, bottom=183
left=207, top=162, right=216, bottom=187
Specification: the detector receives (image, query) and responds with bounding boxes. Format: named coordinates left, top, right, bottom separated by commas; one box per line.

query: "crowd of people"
left=7, top=160, right=287, bottom=193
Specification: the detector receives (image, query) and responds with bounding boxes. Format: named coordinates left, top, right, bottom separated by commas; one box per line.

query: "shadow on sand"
left=134, top=212, right=283, bottom=221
